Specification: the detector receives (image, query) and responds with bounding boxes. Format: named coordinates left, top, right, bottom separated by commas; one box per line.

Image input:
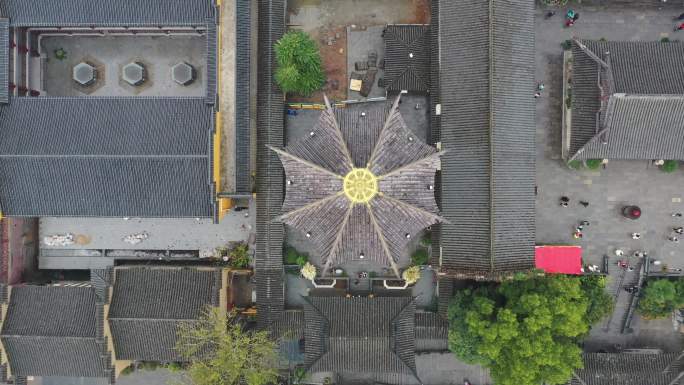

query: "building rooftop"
left=570, top=39, right=684, bottom=161
left=438, top=0, right=536, bottom=279
left=383, top=24, right=431, bottom=93
left=273, top=96, right=443, bottom=278
left=570, top=351, right=684, bottom=385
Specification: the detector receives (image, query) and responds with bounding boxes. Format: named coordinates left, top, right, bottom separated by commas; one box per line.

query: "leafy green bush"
left=662, top=160, right=679, bottom=173
left=561, top=39, right=573, bottom=50
left=284, top=246, right=299, bottom=265
left=585, top=159, right=602, bottom=170
left=120, top=365, right=134, bottom=376
left=166, top=362, right=183, bottom=372
left=661, top=37, right=671, bottom=43
left=565, top=87, right=572, bottom=109
left=274, top=30, right=325, bottom=96
left=420, top=235, right=432, bottom=247
left=296, top=255, right=308, bottom=267
left=567, top=159, right=583, bottom=170
left=411, top=248, right=429, bottom=266
left=638, top=279, right=684, bottom=319
left=229, top=242, right=250, bottom=269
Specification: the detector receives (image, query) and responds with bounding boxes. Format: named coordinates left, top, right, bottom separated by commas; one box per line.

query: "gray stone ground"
left=535, top=5, right=684, bottom=351
left=347, top=25, right=386, bottom=100
left=40, top=36, right=206, bottom=97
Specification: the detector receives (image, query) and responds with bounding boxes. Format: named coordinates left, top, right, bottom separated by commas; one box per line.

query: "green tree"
left=581, top=275, right=614, bottom=324
left=662, top=160, right=679, bottom=173
left=176, top=307, right=279, bottom=385
left=638, top=279, right=683, bottom=319
left=447, top=275, right=612, bottom=385
left=274, top=30, right=325, bottom=96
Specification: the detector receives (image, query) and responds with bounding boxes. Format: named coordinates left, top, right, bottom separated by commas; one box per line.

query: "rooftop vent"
left=171, top=62, right=196, bottom=86
left=73, top=62, right=96, bottom=86
left=122, top=62, right=146, bottom=86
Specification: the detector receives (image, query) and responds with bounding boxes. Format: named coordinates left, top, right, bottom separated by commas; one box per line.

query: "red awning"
left=535, top=245, right=582, bottom=275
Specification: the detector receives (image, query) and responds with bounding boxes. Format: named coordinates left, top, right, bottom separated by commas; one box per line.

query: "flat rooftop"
left=37, top=35, right=206, bottom=97
left=38, top=200, right=255, bottom=269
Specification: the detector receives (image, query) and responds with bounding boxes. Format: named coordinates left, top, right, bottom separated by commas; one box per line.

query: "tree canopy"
left=176, top=307, right=279, bottom=385
left=447, top=274, right=612, bottom=385
left=638, top=278, right=684, bottom=319
left=274, top=30, right=325, bottom=96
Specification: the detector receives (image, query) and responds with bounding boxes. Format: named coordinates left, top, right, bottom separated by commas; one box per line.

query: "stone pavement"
left=535, top=5, right=684, bottom=350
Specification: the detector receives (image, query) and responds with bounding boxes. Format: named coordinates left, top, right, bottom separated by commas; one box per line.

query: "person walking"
left=560, top=196, right=569, bottom=207
left=675, top=22, right=684, bottom=31
left=615, top=249, right=624, bottom=257
left=579, top=201, right=589, bottom=207
left=673, top=212, right=683, bottom=218
left=631, top=232, right=641, bottom=240
left=676, top=12, right=684, bottom=21
left=674, top=227, right=684, bottom=234
left=669, top=236, right=680, bottom=243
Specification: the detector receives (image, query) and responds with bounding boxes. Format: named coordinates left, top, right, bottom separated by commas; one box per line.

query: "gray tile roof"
left=206, top=19, right=218, bottom=105
left=570, top=352, right=684, bottom=385
left=383, top=24, right=430, bottom=93
left=0, top=286, right=110, bottom=378
left=255, top=0, right=285, bottom=331
left=570, top=40, right=684, bottom=161
left=108, top=267, right=221, bottom=361
left=0, top=19, right=8, bottom=104
left=303, top=296, right=420, bottom=384
left=235, top=0, right=252, bottom=194
left=414, top=311, right=448, bottom=352
left=438, top=0, right=536, bottom=278
left=0, top=97, right=214, bottom=217
left=0, top=0, right=216, bottom=27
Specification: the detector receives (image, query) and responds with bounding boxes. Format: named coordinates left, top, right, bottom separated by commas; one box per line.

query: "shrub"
left=411, top=248, right=429, bottom=266
left=300, top=262, right=316, bottom=281
left=662, top=160, right=679, bottom=173
left=661, top=37, right=671, bottom=43
left=120, top=365, right=134, bottom=376
left=274, top=30, right=325, bottom=96
left=561, top=39, right=573, bottom=50
left=565, top=87, right=572, bottom=109
left=567, top=159, right=582, bottom=170
left=166, top=362, right=183, bottom=372
left=585, top=159, right=602, bottom=170
left=284, top=246, right=299, bottom=265
left=229, top=242, right=250, bottom=269
left=296, top=254, right=308, bottom=267
left=420, top=235, right=432, bottom=247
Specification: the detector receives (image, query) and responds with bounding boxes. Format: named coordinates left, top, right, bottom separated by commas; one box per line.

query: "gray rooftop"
left=0, top=19, right=8, bottom=104
left=0, top=0, right=215, bottom=27
left=383, top=24, right=431, bottom=93
left=438, top=0, right=536, bottom=278
left=570, top=40, right=684, bottom=161
left=303, top=296, right=419, bottom=385
left=0, top=286, right=110, bottom=378
left=0, top=97, right=214, bottom=217
left=570, top=352, right=684, bottom=385
left=108, top=267, right=222, bottom=361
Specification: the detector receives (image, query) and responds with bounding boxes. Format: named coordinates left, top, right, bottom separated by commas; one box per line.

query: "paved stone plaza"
left=535, top=5, right=684, bottom=351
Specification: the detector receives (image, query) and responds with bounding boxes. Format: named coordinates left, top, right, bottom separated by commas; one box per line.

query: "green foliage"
left=229, top=242, right=250, bottom=269
left=447, top=275, right=610, bottom=385
left=561, top=39, right=573, bottom=50
left=565, top=87, right=572, bottom=109
left=176, top=307, right=279, bottom=385
left=274, top=30, right=325, bottom=96
left=420, top=234, right=432, bottom=247
left=54, top=47, right=67, bottom=60
left=661, top=37, right=671, bottom=43
left=662, top=160, right=679, bottom=173
left=580, top=275, right=614, bottom=324
left=296, top=255, right=308, bottom=267
left=411, top=248, right=429, bottom=266
left=292, top=367, right=307, bottom=384
left=567, top=159, right=583, bottom=170
left=638, top=279, right=684, bottom=319
left=599, top=37, right=607, bottom=42
left=120, top=365, right=134, bottom=376
left=167, top=362, right=183, bottom=373
left=585, top=159, right=602, bottom=170
left=284, top=246, right=308, bottom=266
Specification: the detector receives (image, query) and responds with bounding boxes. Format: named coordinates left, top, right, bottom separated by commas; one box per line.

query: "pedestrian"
left=651, top=259, right=662, bottom=265
left=615, top=249, right=624, bottom=257
left=678, top=12, right=684, bottom=21
left=572, top=12, right=579, bottom=22
left=534, top=92, right=541, bottom=98
left=579, top=201, right=589, bottom=207
left=537, top=82, right=545, bottom=91
left=673, top=212, right=683, bottom=217
left=634, top=250, right=644, bottom=258
left=674, top=227, right=684, bottom=234
left=565, top=19, right=575, bottom=27
left=670, top=236, right=680, bottom=243
left=545, top=11, right=556, bottom=19
left=676, top=23, right=684, bottom=31
left=560, top=196, right=569, bottom=207
left=631, top=232, right=641, bottom=240
left=580, top=220, right=590, bottom=226
left=573, top=230, right=583, bottom=239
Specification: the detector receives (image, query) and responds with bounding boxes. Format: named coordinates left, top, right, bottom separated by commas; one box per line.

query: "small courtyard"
left=535, top=4, right=684, bottom=352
